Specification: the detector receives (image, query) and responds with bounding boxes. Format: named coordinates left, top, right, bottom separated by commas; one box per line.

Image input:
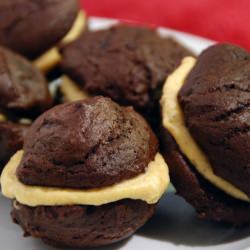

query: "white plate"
left=0, top=17, right=249, bottom=250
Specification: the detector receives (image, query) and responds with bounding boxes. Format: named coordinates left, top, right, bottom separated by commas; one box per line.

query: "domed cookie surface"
left=60, top=25, right=192, bottom=124
left=0, top=0, right=79, bottom=59
left=17, top=96, right=158, bottom=189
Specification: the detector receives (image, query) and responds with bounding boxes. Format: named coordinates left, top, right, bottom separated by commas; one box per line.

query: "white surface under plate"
left=0, top=17, right=249, bottom=250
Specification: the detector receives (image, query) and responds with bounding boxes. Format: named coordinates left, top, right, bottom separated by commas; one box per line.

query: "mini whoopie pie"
left=160, top=43, right=250, bottom=225
left=0, top=0, right=86, bottom=73
left=60, top=25, right=192, bottom=126
left=1, top=96, right=169, bottom=248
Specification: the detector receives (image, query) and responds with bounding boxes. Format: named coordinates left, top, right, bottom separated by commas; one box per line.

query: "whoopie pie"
left=1, top=96, right=169, bottom=248
left=60, top=25, right=192, bottom=126
left=160, top=44, right=250, bottom=225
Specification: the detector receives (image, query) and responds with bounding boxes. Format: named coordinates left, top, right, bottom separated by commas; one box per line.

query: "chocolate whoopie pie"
left=60, top=25, right=192, bottom=125
left=0, top=121, right=29, bottom=172
left=1, top=96, right=169, bottom=248
left=0, top=0, right=79, bottom=59
left=160, top=44, right=250, bottom=225
left=0, top=46, right=52, bottom=117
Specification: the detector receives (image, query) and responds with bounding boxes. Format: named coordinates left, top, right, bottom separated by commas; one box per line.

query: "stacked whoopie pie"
left=1, top=96, right=169, bottom=248
left=160, top=43, right=250, bottom=225
left=0, top=0, right=86, bottom=172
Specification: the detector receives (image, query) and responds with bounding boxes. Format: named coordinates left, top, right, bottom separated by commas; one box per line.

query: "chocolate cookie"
left=60, top=25, right=191, bottom=124
left=160, top=128, right=250, bottom=225
left=178, top=44, right=250, bottom=197
left=12, top=199, right=155, bottom=248
left=0, top=46, right=52, bottom=117
left=17, top=96, right=158, bottom=189
left=0, top=0, right=79, bottom=59
left=0, top=121, right=29, bottom=172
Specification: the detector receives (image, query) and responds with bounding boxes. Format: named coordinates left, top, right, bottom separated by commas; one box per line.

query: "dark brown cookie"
left=0, top=121, right=29, bottom=172
left=12, top=199, right=155, bottom=248
left=0, top=46, right=52, bottom=117
left=60, top=25, right=192, bottom=125
left=0, top=0, right=79, bottom=59
left=178, top=44, right=250, bottom=197
left=17, top=96, right=158, bottom=189
left=160, top=127, right=250, bottom=225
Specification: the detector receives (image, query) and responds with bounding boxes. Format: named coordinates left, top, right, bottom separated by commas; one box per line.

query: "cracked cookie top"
left=0, top=0, right=79, bottom=59
left=178, top=43, right=250, bottom=196
left=60, top=25, right=191, bottom=123
left=17, top=96, right=158, bottom=189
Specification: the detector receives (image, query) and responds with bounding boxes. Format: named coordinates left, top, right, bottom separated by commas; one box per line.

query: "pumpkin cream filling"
left=1, top=150, right=169, bottom=207
left=59, top=75, right=89, bottom=102
left=160, top=56, right=250, bottom=202
left=0, top=114, right=6, bottom=121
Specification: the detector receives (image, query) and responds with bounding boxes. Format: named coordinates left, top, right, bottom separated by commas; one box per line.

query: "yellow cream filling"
left=0, top=114, right=6, bottom=121
left=34, top=11, right=86, bottom=73
left=61, top=11, right=86, bottom=45
left=60, top=75, right=89, bottom=102
left=1, top=150, right=169, bottom=207
left=160, top=56, right=250, bottom=202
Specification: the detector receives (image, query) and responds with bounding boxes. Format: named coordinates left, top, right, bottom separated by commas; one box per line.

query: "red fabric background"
left=81, top=0, right=250, bottom=50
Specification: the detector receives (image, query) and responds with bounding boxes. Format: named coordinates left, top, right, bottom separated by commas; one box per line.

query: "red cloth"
left=81, top=0, right=250, bottom=50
